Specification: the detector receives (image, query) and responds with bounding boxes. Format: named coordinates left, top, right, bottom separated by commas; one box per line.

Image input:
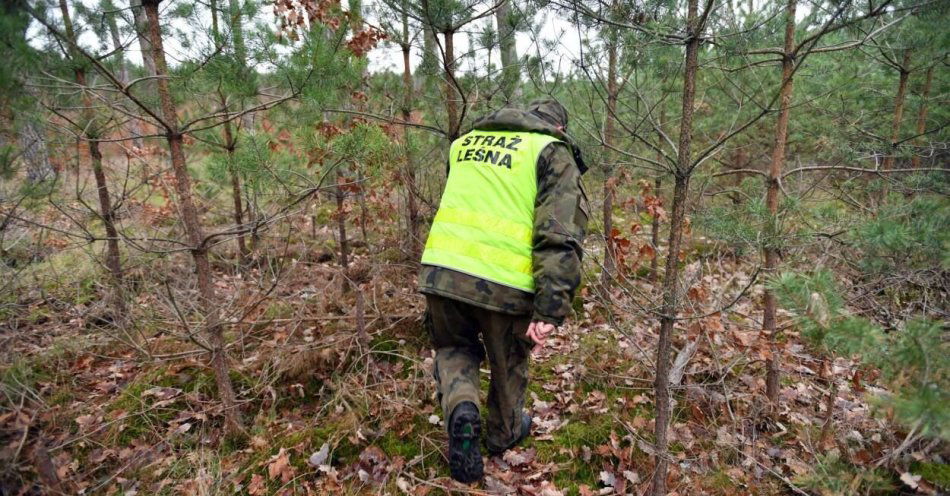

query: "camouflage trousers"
left=425, top=294, right=532, bottom=451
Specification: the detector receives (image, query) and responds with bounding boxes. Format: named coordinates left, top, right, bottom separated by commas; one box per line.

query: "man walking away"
left=419, top=99, right=589, bottom=483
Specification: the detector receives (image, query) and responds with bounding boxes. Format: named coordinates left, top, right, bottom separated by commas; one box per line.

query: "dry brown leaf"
left=267, top=448, right=295, bottom=483
left=247, top=473, right=267, bottom=496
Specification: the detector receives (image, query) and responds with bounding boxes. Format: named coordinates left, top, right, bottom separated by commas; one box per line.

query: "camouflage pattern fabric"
left=426, top=294, right=532, bottom=452
left=418, top=102, right=589, bottom=326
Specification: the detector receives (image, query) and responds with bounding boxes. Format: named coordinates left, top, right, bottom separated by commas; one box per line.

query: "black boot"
left=447, top=402, right=483, bottom=483
left=488, top=413, right=532, bottom=455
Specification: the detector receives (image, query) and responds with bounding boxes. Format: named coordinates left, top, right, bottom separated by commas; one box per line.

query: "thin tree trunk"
left=223, top=115, right=249, bottom=264
left=911, top=66, right=934, bottom=169
left=229, top=0, right=247, bottom=62
left=443, top=30, right=460, bottom=139
left=210, top=5, right=249, bottom=265
left=357, top=170, right=368, bottom=246
left=650, top=176, right=661, bottom=284
left=601, top=37, right=619, bottom=287
left=652, top=0, right=701, bottom=493
left=142, top=0, right=244, bottom=437
left=601, top=182, right=615, bottom=285
left=105, top=2, right=144, bottom=150
left=336, top=170, right=350, bottom=269
left=229, top=0, right=255, bottom=132
left=819, top=362, right=838, bottom=449
left=355, top=283, right=367, bottom=344
left=59, top=0, right=126, bottom=319
left=416, top=23, right=438, bottom=90
left=131, top=0, right=157, bottom=83
left=764, top=0, right=797, bottom=405
left=131, top=0, right=158, bottom=184
left=401, top=15, right=420, bottom=257
left=650, top=109, right=665, bottom=285
left=17, top=121, right=54, bottom=183
left=89, top=141, right=127, bottom=314
left=495, top=0, right=520, bottom=102
left=210, top=0, right=222, bottom=47
left=882, top=50, right=912, bottom=172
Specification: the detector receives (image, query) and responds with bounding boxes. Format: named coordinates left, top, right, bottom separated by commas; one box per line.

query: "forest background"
left=0, top=0, right=947, bottom=494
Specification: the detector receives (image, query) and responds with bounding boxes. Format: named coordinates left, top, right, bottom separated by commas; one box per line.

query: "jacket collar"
left=466, top=109, right=588, bottom=174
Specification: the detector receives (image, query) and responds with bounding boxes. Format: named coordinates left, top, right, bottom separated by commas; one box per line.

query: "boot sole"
left=448, top=408, right=483, bottom=483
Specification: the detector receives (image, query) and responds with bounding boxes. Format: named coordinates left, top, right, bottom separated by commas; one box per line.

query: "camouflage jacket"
left=419, top=108, right=589, bottom=325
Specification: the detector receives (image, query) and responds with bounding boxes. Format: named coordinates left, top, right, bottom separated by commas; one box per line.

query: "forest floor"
left=0, top=170, right=942, bottom=495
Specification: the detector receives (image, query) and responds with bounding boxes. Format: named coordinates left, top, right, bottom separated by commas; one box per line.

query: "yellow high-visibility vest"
left=421, top=130, right=561, bottom=292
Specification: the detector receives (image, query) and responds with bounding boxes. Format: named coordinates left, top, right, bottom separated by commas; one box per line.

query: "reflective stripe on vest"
left=421, top=130, right=561, bottom=292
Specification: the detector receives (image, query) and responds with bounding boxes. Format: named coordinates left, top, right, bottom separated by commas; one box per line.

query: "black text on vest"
left=456, top=134, right=521, bottom=169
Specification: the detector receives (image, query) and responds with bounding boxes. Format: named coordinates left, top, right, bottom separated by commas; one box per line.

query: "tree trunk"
left=229, top=0, right=255, bottom=132
left=131, top=0, right=158, bottom=182
left=335, top=170, right=350, bottom=269
left=650, top=176, right=661, bottom=284
left=210, top=0, right=222, bottom=48
left=210, top=0, right=248, bottom=265
left=142, top=0, right=244, bottom=437
left=417, top=23, right=439, bottom=90
left=650, top=109, right=665, bottom=285
left=401, top=20, right=421, bottom=257
left=764, top=0, right=797, bottom=405
left=652, top=0, right=701, bottom=493
left=222, top=116, right=248, bottom=264
left=89, top=141, right=127, bottom=317
left=495, top=0, right=520, bottom=102
left=229, top=0, right=247, bottom=63
left=443, top=30, right=460, bottom=139
left=17, top=121, right=54, bottom=183
left=819, top=362, right=838, bottom=449
left=104, top=12, right=128, bottom=97
left=652, top=175, right=690, bottom=496
left=600, top=38, right=619, bottom=287
left=105, top=3, right=144, bottom=150
left=131, top=0, right=157, bottom=83
left=911, top=65, right=934, bottom=169
left=357, top=170, right=369, bottom=246
left=59, top=0, right=126, bottom=319
left=882, top=50, right=912, bottom=172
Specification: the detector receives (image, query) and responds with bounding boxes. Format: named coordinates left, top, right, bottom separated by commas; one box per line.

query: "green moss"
left=795, top=454, right=895, bottom=495
left=313, top=205, right=334, bottom=225
left=911, top=461, right=950, bottom=489
left=378, top=246, right=405, bottom=263
left=107, top=368, right=181, bottom=444
left=534, top=419, right=614, bottom=492
left=26, top=305, right=53, bottom=324
left=534, top=418, right=612, bottom=461
left=704, top=469, right=735, bottom=490
left=20, top=249, right=100, bottom=305
left=1, top=339, right=85, bottom=400
left=377, top=424, right=428, bottom=460
left=263, top=301, right=294, bottom=320
left=48, top=389, right=74, bottom=406
left=0, top=358, right=51, bottom=393
left=369, top=334, right=400, bottom=361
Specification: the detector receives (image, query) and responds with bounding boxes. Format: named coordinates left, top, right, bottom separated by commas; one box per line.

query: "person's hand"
left=526, top=321, right=556, bottom=354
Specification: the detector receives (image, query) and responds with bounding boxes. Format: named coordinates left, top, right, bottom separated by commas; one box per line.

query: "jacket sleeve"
left=531, top=142, right=589, bottom=325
